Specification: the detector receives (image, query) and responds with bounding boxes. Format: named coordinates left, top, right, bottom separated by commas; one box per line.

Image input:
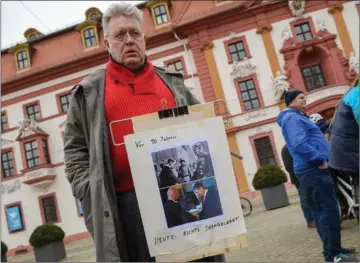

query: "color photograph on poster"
left=160, top=177, right=223, bottom=229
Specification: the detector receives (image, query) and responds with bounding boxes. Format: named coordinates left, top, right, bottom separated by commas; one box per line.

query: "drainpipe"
left=172, top=30, right=201, bottom=101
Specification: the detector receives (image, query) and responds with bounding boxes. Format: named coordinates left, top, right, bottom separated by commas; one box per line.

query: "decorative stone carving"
left=200, top=41, right=214, bottom=51
left=0, top=180, right=21, bottom=195
left=272, top=71, right=290, bottom=101
left=245, top=109, right=267, bottom=121
left=256, top=24, right=273, bottom=34
left=230, top=57, right=257, bottom=78
left=349, top=52, right=359, bottom=75
left=18, top=117, right=38, bottom=137
left=281, top=28, right=291, bottom=41
left=229, top=32, right=237, bottom=39
left=316, top=19, right=327, bottom=31
left=1, top=138, right=14, bottom=147
left=288, top=0, right=306, bottom=18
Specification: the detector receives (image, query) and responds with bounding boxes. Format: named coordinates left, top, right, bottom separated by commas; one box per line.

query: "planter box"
left=261, top=183, right=290, bottom=210
left=1, top=254, right=7, bottom=262
left=34, top=241, right=66, bottom=262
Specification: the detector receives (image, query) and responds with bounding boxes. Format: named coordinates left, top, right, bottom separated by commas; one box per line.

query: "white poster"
left=125, top=117, right=246, bottom=258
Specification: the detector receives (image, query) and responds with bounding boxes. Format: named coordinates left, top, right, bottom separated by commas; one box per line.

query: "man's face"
left=290, top=93, right=307, bottom=112
left=194, top=187, right=206, bottom=197
left=169, top=160, right=176, bottom=169
left=105, top=15, right=146, bottom=70
left=172, top=189, right=180, bottom=201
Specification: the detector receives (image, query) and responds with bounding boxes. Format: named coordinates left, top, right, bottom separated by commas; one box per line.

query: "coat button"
left=104, top=211, right=110, bottom=217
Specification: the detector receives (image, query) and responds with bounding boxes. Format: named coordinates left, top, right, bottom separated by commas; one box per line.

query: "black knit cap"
left=285, top=89, right=304, bottom=107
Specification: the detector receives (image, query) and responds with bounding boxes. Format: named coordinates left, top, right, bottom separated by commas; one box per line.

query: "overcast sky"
left=1, top=1, right=143, bottom=49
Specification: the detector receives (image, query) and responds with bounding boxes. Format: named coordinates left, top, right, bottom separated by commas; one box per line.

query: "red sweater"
left=105, top=59, right=176, bottom=192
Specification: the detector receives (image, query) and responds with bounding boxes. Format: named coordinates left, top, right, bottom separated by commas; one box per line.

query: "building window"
left=5, top=203, right=25, bottom=233
left=26, top=103, right=41, bottom=121
left=16, top=50, right=29, bottom=70
left=42, top=139, right=50, bottom=164
left=254, top=136, right=276, bottom=166
left=1, top=151, right=15, bottom=178
left=167, top=61, right=184, bottom=74
left=83, top=28, right=97, bottom=48
left=40, top=195, right=59, bottom=224
left=1, top=113, right=8, bottom=131
left=24, top=140, right=40, bottom=168
left=294, top=22, right=312, bottom=42
left=238, top=79, right=261, bottom=111
left=302, top=64, right=326, bottom=91
left=59, top=93, right=71, bottom=113
left=154, top=5, right=168, bottom=25
left=228, top=41, right=246, bottom=62
left=29, top=33, right=37, bottom=41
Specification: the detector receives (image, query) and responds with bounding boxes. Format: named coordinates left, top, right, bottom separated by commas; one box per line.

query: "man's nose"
left=125, top=32, right=134, bottom=44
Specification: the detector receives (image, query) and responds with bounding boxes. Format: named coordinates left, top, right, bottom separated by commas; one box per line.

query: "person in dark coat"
left=329, top=79, right=359, bottom=220
left=188, top=181, right=223, bottom=220
left=159, top=159, right=183, bottom=188
left=281, top=145, right=315, bottom=228
left=164, top=187, right=196, bottom=228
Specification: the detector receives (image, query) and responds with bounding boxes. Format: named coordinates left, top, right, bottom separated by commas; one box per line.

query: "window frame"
left=249, top=131, right=281, bottom=169
left=56, top=91, right=72, bottom=114
left=23, top=140, right=41, bottom=169
left=38, top=193, right=61, bottom=224
left=19, top=135, right=52, bottom=173
left=1, top=148, right=18, bottom=182
left=224, top=36, right=251, bottom=64
left=80, top=26, right=99, bottom=49
left=163, top=56, right=190, bottom=78
left=290, top=17, right=317, bottom=43
left=14, top=49, right=30, bottom=71
left=233, top=74, right=264, bottom=113
left=4, top=201, right=26, bottom=234
left=1, top=111, right=9, bottom=132
left=301, top=63, right=327, bottom=91
left=83, top=27, right=98, bottom=48
left=149, top=2, right=171, bottom=27
left=22, top=100, right=42, bottom=122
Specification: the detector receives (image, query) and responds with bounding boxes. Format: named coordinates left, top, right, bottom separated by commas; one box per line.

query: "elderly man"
left=64, top=2, right=224, bottom=262
left=277, top=90, right=357, bottom=262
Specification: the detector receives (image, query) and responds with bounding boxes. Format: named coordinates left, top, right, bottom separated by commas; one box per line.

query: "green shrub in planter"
left=252, top=164, right=289, bottom=210
left=29, top=225, right=65, bottom=248
left=252, top=164, right=288, bottom=190
left=1, top=241, right=8, bottom=262
left=29, top=225, right=66, bottom=262
left=1, top=241, right=8, bottom=255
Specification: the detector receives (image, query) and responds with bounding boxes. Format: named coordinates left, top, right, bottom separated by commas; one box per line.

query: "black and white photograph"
left=160, top=177, right=223, bottom=229
left=152, top=140, right=215, bottom=189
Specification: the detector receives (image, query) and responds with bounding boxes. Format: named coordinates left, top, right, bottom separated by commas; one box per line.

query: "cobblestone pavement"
left=227, top=201, right=359, bottom=262
left=9, top=199, right=359, bottom=262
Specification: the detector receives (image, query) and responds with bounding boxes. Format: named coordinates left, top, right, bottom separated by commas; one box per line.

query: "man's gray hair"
left=102, top=2, right=143, bottom=39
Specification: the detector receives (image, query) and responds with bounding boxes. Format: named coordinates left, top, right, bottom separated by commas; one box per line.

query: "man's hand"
left=319, top=161, right=328, bottom=169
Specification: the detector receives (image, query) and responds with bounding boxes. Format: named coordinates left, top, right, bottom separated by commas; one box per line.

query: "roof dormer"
left=146, top=0, right=172, bottom=28
left=24, top=28, right=43, bottom=42
left=85, top=7, right=103, bottom=21
left=76, top=7, right=102, bottom=50
left=9, top=43, right=35, bottom=72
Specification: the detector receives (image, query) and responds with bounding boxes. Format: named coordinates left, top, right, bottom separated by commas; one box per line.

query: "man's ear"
left=104, top=38, right=110, bottom=51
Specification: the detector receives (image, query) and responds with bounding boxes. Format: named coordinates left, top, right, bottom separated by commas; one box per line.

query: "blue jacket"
left=329, top=85, right=359, bottom=172
left=277, top=108, right=329, bottom=175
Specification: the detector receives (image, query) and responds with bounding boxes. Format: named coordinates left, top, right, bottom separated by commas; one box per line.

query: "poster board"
left=123, top=103, right=247, bottom=262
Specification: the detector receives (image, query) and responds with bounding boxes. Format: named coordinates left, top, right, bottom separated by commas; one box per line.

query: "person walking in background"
left=329, top=78, right=359, bottom=221
left=281, top=145, right=315, bottom=228
left=277, top=89, right=357, bottom=262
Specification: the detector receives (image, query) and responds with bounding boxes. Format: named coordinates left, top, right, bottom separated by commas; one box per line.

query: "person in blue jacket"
left=329, top=79, right=359, bottom=220
left=277, top=89, right=357, bottom=262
